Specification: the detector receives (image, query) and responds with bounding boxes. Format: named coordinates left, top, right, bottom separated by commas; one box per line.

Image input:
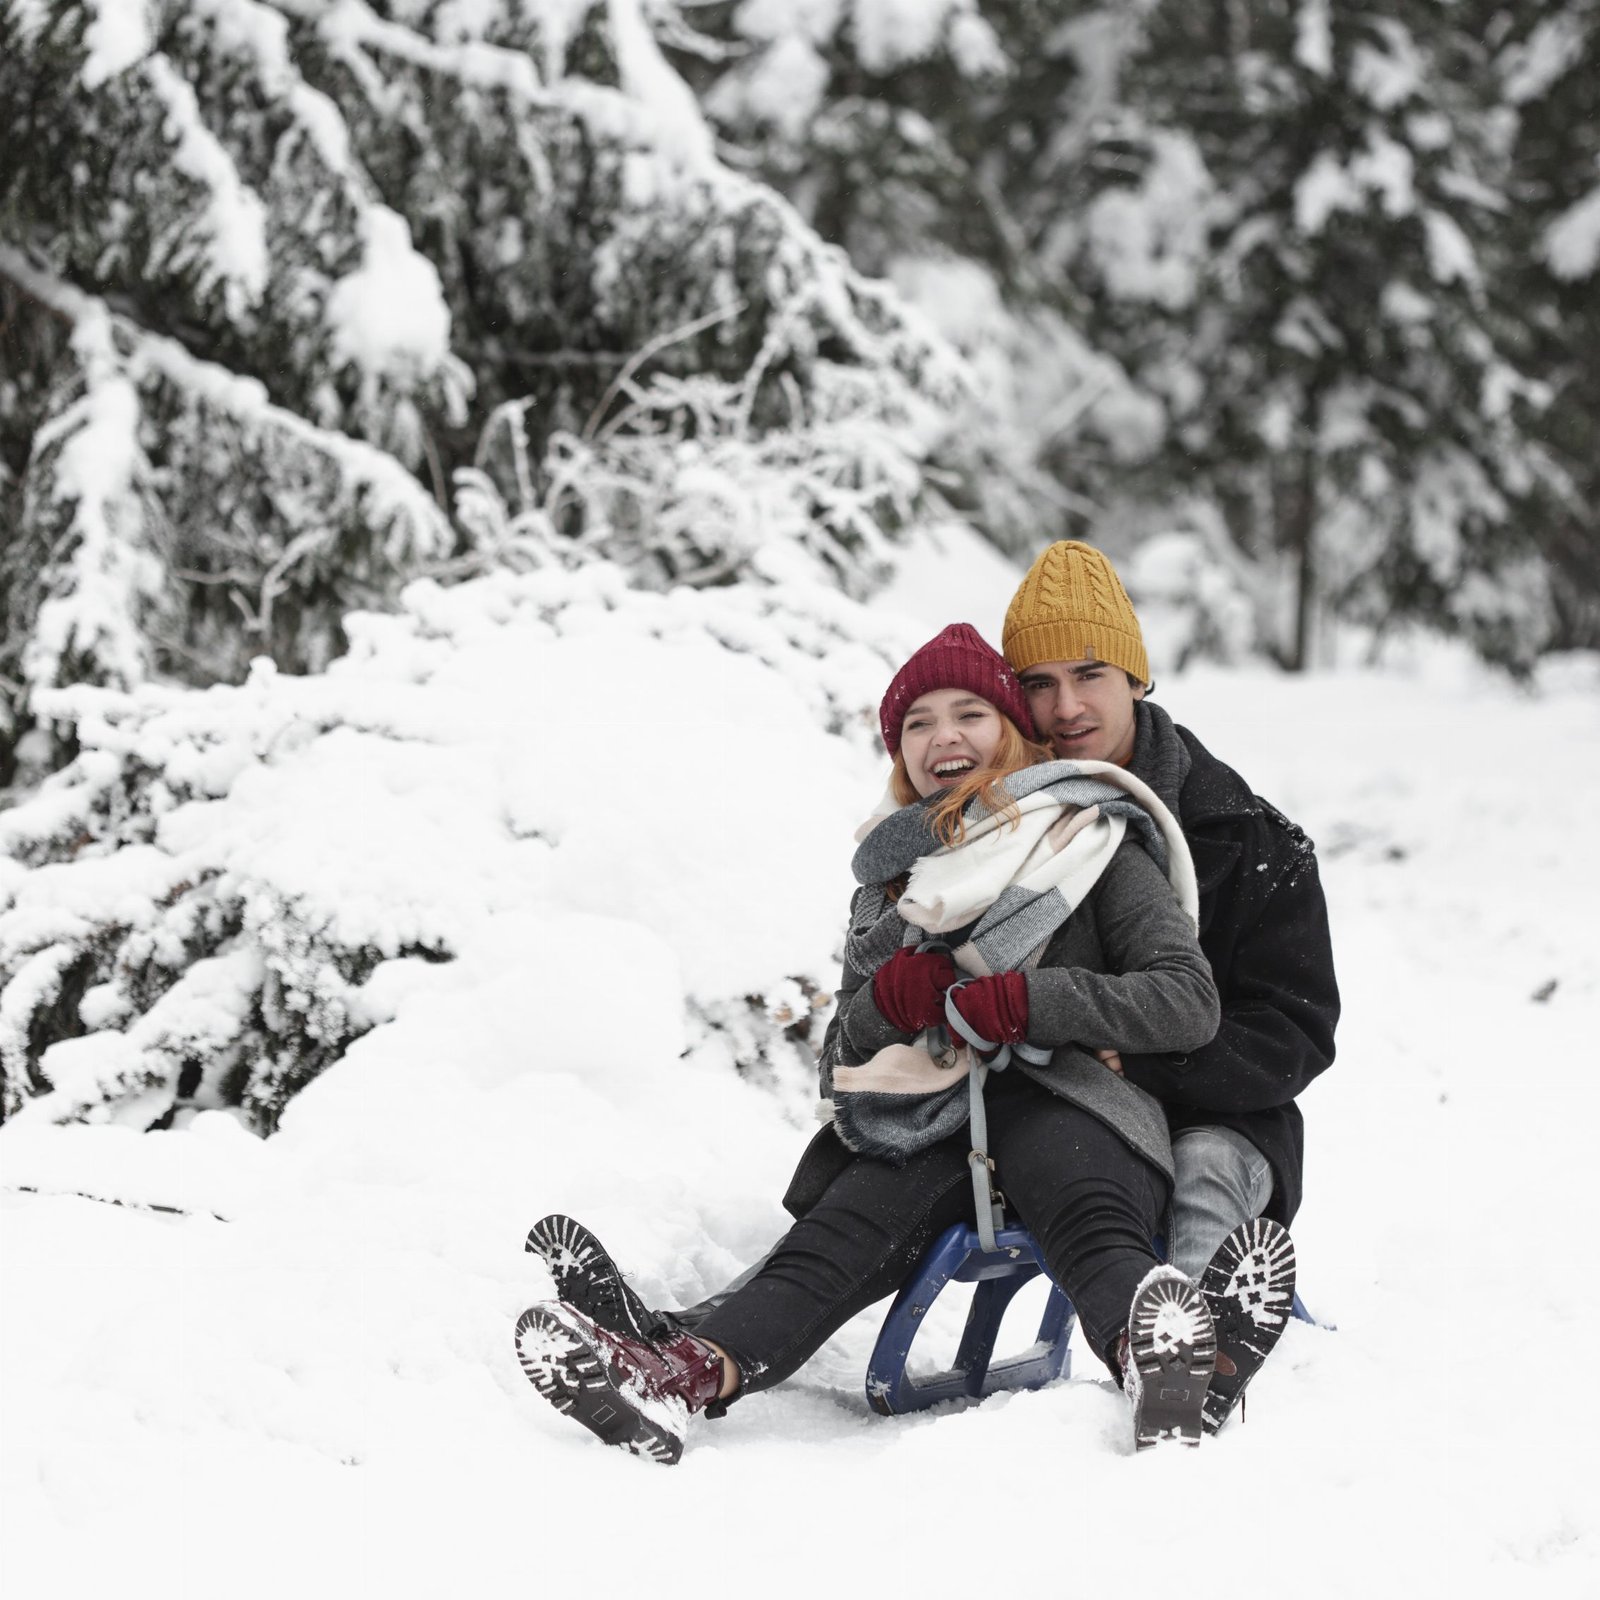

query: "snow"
left=1295, top=151, right=1363, bottom=234
left=707, top=32, right=831, bottom=142
left=735, top=0, right=998, bottom=78
left=872, top=521, right=1023, bottom=648
left=1085, top=132, right=1213, bottom=310
left=607, top=0, right=716, bottom=174
left=1295, top=135, right=1418, bottom=235
left=1502, top=14, right=1589, bottom=105
left=1423, top=208, right=1479, bottom=286
left=1294, top=0, right=1332, bottom=78
left=946, top=10, right=1006, bottom=79
left=144, top=55, right=271, bottom=316
left=1545, top=179, right=1600, bottom=280
left=325, top=206, right=455, bottom=379
left=79, top=0, right=154, bottom=87
left=851, top=0, right=966, bottom=74
left=1349, top=20, right=1423, bottom=111
left=20, top=305, right=161, bottom=696
left=183, top=0, right=355, bottom=174
left=4, top=521, right=1599, bottom=1596
left=736, top=0, right=843, bottom=47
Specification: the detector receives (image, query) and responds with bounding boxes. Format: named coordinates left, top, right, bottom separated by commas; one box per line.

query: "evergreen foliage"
left=1493, top=0, right=1600, bottom=652
left=3, top=0, right=1598, bottom=1133
left=674, top=0, right=1600, bottom=667
left=1084, top=0, right=1566, bottom=669
left=0, top=565, right=903, bottom=1130
left=0, top=0, right=963, bottom=785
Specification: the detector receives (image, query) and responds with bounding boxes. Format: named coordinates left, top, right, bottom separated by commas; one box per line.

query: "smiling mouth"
left=930, top=758, right=976, bottom=783
left=1054, top=726, right=1097, bottom=744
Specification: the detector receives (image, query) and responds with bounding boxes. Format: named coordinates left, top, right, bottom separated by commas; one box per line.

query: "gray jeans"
left=1163, top=1124, right=1275, bottom=1280
left=677, top=1122, right=1275, bottom=1328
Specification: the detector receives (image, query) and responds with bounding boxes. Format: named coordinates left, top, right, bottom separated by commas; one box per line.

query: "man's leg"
left=1165, top=1125, right=1274, bottom=1280
left=1164, top=1126, right=1297, bottom=1434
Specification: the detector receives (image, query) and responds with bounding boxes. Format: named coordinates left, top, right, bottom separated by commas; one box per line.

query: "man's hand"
left=950, top=971, right=1030, bottom=1048
left=1096, top=1047, right=1124, bottom=1075
left=873, top=947, right=958, bottom=1033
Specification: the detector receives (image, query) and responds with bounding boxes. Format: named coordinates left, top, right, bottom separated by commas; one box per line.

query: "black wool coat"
left=1119, top=724, right=1340, bottom=1225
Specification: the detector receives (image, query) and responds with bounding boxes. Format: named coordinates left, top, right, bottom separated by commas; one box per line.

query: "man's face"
left=1017, top=660, right=1145, bottom=767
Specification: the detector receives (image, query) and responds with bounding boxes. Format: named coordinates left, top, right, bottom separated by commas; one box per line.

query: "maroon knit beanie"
left=878, top=623, right=1037, bottom=755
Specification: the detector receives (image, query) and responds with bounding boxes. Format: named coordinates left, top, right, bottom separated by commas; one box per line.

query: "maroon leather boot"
left=514, top=1300, right=726, bottom=1465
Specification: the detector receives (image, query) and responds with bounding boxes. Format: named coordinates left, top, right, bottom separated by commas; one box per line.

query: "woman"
left=515, top=624, right=1222, bottom=1462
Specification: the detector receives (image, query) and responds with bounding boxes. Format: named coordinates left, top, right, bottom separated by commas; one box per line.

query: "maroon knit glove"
left=873, top=947, right=958, bottom=1033
left=950, top=971, right=1030, bottom=1049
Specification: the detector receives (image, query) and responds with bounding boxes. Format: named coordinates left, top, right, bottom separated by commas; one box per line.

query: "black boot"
left=1122, top=1265, right=1216, bottom=1449
left=1199, top=1217, right=1297, bottom=1434
left=525, top=1214, right=681, bottom=1342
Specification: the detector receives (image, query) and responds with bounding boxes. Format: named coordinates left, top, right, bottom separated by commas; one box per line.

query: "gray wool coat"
left=818, top=837, right=1221, bottom=1188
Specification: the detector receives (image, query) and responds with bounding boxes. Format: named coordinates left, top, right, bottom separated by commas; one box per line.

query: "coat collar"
left=1174, top=724, right=1257, bottom=827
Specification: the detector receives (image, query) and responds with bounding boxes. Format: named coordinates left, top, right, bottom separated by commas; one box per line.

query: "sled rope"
left=943, top=982, right=1051, bottom=1252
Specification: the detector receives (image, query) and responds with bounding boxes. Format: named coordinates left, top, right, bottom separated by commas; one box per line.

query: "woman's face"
left=900, top=690, right=1006, bottom=798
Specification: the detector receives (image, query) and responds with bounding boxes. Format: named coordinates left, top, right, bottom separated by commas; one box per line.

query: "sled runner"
left=865, top=1220, right=1075, bottom=1414
left=867, top=1220, right=1325, bottom=1417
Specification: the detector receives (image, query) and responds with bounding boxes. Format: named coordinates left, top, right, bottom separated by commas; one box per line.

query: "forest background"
left=4, top=11, right=1600, bottom=1591
left=2, top=0, right=1598, bottom=1140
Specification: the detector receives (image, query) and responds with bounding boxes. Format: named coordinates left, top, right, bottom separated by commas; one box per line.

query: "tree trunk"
left=1290, top=442, right=1316, bottom=672
left=1284, top=385, right=1323, bottom=672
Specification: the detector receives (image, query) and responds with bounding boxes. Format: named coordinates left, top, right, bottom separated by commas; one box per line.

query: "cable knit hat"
left=879, top=624, right=1036, bottom=755
left=1002, top=541, right=1150, bottom=687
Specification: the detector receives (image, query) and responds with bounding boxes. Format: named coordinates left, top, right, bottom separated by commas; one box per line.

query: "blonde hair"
left=890, top=714, right=1052, bottom=849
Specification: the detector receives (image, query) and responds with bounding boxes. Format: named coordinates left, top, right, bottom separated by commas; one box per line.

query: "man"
left=529, top=540, right=1338, bottom=1432
left=1001, top=541, right=1338, bottom=1297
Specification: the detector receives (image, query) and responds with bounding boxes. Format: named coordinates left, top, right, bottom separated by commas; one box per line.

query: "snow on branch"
left=457, top=340, right=940, bottom=597
left=1545, top=180, right=1600, bottom=280
left=1, top=252, right=455, bottom=705
left=18, top=301, right=163, bottom=700
left=1, top=563, right=912, bottom=1130
left=1, top=0, right=469, bottom=462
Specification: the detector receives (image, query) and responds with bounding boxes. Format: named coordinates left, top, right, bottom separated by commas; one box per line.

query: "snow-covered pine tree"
left=682, top=1, right=1590, bottom=671
left=1493, top=0, right=1600, bottom=652
left=1065, top=0, right=1564, bottom=669
left=0, top=0, right=971, bottom=1130
left=0, top=565, right=909, bottom=1130
left=666, top=0, right=1164, bottom=560
left=0, top=0, right=965, bottom=786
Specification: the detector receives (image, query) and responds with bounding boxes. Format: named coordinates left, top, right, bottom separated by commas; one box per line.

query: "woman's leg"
left=691, top=1135, right=974, bottom=1397
left=984, top=1076, right=1169, bottom=1367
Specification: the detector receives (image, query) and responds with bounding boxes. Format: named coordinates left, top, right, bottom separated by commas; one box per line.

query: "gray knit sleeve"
left=817, top=888, right=918, bottom=1088
left=1023, top=843, right=1221, bottom=1054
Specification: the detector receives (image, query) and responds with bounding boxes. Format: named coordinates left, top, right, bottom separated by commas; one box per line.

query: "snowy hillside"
left=3, top=527, right=1597, bottom=1598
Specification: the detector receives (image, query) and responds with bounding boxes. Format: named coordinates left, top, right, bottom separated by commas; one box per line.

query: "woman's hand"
left=1096, top=1048, right=1124, bottom=1075
left=872, top=947, right=958, bottom=1033
left=950, top=971, right=1030, bottom=1049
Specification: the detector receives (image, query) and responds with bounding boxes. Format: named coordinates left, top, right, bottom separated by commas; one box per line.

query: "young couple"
left=515, top=541, right=1339, bottom=1462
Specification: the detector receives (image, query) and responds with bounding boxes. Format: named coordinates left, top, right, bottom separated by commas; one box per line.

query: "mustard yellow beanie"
left=1002, top=540, right=1150, bottom=686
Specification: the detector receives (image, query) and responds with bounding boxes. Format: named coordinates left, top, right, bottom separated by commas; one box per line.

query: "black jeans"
left=693, top=1072, right=1169, bottom=1393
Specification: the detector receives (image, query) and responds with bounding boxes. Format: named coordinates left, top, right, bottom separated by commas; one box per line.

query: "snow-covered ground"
left=4, top=531, right=1599, bottom=1598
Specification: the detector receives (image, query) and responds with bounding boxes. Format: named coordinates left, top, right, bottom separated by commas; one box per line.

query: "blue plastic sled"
left=865, top=1221, right=1076, bottom=1415
left=867, top=1221, right=1325, bottom=1417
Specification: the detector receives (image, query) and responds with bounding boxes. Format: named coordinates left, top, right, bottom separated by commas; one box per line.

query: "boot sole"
left=1200, top=1218, right=1296, bottom=1434
left=514, top=1305, right=684, bottom=1465
left=524, top=1214, right=661, bottom=1342
left=1128, top=1269, right=1216, bottom=1449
